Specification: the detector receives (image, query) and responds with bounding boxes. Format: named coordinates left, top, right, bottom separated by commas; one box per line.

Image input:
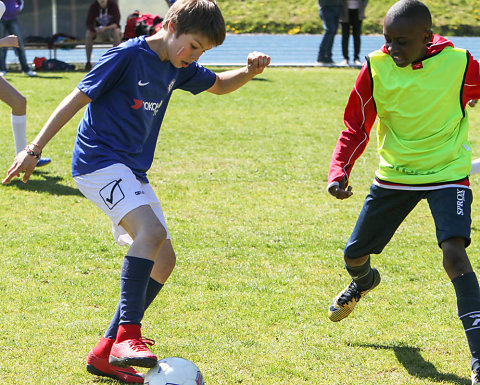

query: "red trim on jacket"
left=328, top=35, right=480, bottom=187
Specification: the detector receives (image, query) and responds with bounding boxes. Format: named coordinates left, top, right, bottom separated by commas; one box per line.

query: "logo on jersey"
left=131, top=99, right=163, bottom=116
left=131, top=99, right=143, bottom=110
left=138, top=80, right=150, bottom=86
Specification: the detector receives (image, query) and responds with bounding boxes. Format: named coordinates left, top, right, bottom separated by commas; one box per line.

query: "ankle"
left=116, top=323, right=142, bottom=343
left=92, top=336, right=115, bottom=358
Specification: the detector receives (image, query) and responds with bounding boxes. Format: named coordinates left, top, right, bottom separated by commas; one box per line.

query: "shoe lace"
left=128, top=337, right=155, bottom=352
left=474, top=369, right=480, bottom=381
left=337, top=281, right=362, bottom=306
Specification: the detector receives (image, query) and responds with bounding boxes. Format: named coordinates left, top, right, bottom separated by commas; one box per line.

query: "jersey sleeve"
left=77, top=45, right=133, bottom=101
left=175, top=62, right=217, bottom=95
left=463, top=52, right=480, bottom=105
left=328, top=63, right=377, bottom=188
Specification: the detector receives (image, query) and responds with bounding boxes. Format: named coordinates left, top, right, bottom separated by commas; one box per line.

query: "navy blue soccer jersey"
left=72, top=36, right=217, bottom=182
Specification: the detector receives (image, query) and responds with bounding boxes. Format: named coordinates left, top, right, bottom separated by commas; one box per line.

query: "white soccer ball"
left=144, top=357, right=204, bottom=385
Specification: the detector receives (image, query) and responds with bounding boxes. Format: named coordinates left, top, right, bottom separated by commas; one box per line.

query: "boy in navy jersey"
left=3, top=0, right=270, bottom=382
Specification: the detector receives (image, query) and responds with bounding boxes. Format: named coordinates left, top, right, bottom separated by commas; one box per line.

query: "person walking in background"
left=338, top=0, right=368, bottom=67
left=0, top=0, right=36, bottom=77
left=85, top=0, right=122, bottom=72
left=317, top=0, right=343, bottom=66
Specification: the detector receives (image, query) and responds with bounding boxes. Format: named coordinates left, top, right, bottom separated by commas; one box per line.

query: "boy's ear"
left=424, top=29, right=433, bottom=44
left=167, top=20, right=176, bottom=34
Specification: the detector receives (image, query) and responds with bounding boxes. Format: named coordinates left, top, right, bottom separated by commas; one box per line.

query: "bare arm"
left=2, top=88, right=91, bottom=184
left=207, top=51, right=270, bottom=95
left=0, top=35, right=18, bottom=48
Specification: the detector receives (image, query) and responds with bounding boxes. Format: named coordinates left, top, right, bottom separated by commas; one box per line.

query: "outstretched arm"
left=0, top=35, right=18, bottom=48
left=2, top=88, right=91, bottom=184
left=207, top=51, right=270, bottom=95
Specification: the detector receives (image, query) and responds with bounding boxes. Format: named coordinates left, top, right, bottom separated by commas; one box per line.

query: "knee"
left=85, top=30, right=95, bottom=43
left=113, top=28, right=122, bottom=40
left=442, top=238, right=472, bottom=277
left=137, top=222, right=167, bottom=249
left=11, top=92, right=26, bottom=115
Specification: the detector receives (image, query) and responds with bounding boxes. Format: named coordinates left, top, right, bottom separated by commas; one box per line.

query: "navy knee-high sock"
left=104, top=277, right=164, bottom=339
left=452, top=272, right=480, bottom=370
left=116, top=256, right=154, bottom=329
left=345, top=257, right=374, bottom=291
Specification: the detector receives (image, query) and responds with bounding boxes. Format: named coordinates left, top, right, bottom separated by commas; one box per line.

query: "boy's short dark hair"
left=163, top=0, right=226, bottom=46
left=386, top=0, right=432, bottom=30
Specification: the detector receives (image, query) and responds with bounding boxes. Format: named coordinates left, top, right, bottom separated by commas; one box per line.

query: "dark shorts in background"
left=345, top=184, right=472, bottom=259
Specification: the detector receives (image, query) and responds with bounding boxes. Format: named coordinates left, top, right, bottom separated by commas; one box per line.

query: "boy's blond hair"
left=163, top=0, right=226, bottom=46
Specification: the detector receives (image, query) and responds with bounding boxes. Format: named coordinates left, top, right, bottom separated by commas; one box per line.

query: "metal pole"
left=52, top=0, right=57, bottom=35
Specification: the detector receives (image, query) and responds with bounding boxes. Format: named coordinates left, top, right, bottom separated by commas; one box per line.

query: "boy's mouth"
left=391, top=54, right=406, bottom=66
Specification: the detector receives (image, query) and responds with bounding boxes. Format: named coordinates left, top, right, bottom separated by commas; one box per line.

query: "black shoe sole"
left=86, top=364, right=117, bottom=380
left=87, top=364, right=145, bottom=382
left=109, top=355, right=157, bottom=368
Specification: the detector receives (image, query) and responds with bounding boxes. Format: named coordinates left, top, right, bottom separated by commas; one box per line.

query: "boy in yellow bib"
left=327, top=0, right=480, bottom=382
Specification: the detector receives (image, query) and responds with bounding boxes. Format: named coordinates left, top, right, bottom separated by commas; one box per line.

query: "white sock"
left=11, top=114, right=27, bottom=154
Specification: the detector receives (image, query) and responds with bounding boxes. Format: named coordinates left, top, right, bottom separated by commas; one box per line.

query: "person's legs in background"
left=317, top=5, right=342, bottom=65
left=85, top=29, right=96, bottom=71
left=7, top=19, right=36, bottom=76
left=0, top=20, right=8, bottom=75
left=350, top=9, right=363, bottom=65
left=340, top=21, right=351, bottom=65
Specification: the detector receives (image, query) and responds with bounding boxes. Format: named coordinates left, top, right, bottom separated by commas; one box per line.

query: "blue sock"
left=104, top=277, right=164, bottom=339
left=452, top=272, right=480, bottom=370
left=115, top=255, right=154, bottom=329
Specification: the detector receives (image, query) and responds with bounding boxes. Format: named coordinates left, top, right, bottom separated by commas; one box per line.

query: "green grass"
left=0, top=68, right=480, bottom=384
left=220, top=0, right=480, bottom=35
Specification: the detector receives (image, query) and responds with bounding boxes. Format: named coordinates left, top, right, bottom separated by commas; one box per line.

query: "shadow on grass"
left=355, top=343, right=469, bottom=385
left=3, top=171, right=83, bottom=197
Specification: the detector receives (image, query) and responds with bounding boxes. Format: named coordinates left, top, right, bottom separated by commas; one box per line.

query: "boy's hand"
left=469, top=99, right=478, bottom=107
left=247, top=51, right=271, bottom=75
left=328, top=175, right=353, bottom=200
left=2, top=150, right=37, bottom=184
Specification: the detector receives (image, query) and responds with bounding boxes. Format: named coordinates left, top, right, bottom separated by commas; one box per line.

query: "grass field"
left=220, top=0, right=480, bottom=35
left=0, top=67, right=480, bottom=384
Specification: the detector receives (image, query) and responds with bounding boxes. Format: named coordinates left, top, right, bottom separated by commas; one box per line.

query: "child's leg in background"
left=0, top=77, right=26, bottom=153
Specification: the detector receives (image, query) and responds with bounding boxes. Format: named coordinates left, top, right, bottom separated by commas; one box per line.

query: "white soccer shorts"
left=73, top=163, right=170, bottom=246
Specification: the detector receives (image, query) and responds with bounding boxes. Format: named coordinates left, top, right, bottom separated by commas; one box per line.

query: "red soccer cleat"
left=87, top=349, right=145, bottom=383
left=109, top=337, right=158, bottom=368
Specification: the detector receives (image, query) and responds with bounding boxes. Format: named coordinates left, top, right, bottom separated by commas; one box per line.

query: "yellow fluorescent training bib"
left=368, top=46, right=470, bottom=184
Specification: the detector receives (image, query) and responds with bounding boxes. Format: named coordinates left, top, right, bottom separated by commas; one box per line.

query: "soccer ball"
left=144, top=357, right=204, bottom=385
